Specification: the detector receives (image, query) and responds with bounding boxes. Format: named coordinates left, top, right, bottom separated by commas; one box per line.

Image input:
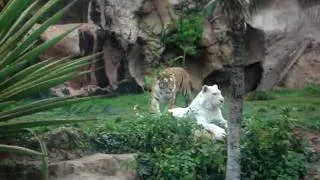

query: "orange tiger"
left=150, top=67, right=195, bottom=114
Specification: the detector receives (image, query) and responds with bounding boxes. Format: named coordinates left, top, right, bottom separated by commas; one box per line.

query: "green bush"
left=91, top=109, right=308, bottom=180
left=246, top=91, right=276, bottom=101
left=143, top=67, right=163, bottom=91
left=304, top=83, right=320, bottom=96
left=163, top=0, right=207, bottom=66
left=241, top=108, right=308, bottom=179
left=91, top=115, right=226, bottom=179
left=165, top=13, right=204, bottom=57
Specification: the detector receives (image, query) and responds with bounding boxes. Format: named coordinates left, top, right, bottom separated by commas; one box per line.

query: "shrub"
left=246, top=91, right=275, bottom=101
left=164, top=0, right=207, bottom=66
left=91, top=115, right=197, bottom=153
left=143, top=67, right=163, bottom=91
left=91, top=115, right=226, bottom=179
left=165, top=13, right=205, bottom=58
left=241, top=108, right=308, bottom=179
left=304, top=83, right=320, bottom=96
left=91, top=110, right=308, bottom=179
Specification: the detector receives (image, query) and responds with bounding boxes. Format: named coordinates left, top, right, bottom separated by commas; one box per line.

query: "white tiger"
left=169, top=84, right=228, bottom=140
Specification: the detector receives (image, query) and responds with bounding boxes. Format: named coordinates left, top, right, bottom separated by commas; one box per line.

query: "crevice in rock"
left=203, top=62, right=263, bottom=93
left=244, top=62, right=263, bottom=92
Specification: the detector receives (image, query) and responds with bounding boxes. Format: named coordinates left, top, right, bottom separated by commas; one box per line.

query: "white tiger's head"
left=198, top=84, right=224, bottom=108
left=157, top=75, right=176, bottom=100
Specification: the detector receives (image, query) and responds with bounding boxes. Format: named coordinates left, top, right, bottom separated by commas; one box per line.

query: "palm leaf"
left=0, top=60, right=34, bottom=81
left=0, top=0, right=62, bottom=57
left=0, top=96, right=105, bottom=122
left=0, top=58, right=53, bottom=91
left=0, top=0, right=31, bottom=36
left=30, top=131, right=49, bottom=180
left=0, top=54, right=101, bottom=100
left=2, top=72, right=80, bottom=101
left=0, top=2, right=103, bottom=178
left=10, top=24, right=79, bottom=66
left=0, top=119, right=98, bottom=132
left=0, top=144, right=42, bottom=156
left=0, top=0, right=39, bottom=45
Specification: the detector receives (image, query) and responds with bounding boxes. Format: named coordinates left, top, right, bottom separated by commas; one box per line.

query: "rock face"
left=29, top=127, right=90, bottom=161
left=82, top=0, right=269, bottom=92
left=41, top=0, right=320, bottom=94
left=250, top=0, right=320, bottom=90
left=283, top=42, right=320, bottom=88
left=0, top=153, right=137, bottom=180
left=88, top=0, right=174, bottom=91
left=0, top=128, right=137, bottom=180
left=41, top=0, right=263, bottom=94
left=38, top=23, right=105, bottom=90
left=50, top=153, right=137, bottom=180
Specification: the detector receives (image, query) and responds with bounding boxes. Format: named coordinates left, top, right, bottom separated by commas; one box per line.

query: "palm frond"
left=30, top=131, right=49, bottom=180
left=0, top=95, right=106, bottom=122
left=0, top=1, right=102, bottom=173
left=0, top=119, right=98, bottom=132
left=0, top=0, right=62, bottom=57
left=0, top=144, right=42, bottom=156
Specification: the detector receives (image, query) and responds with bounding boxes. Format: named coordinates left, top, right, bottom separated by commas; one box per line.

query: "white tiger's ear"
left=202, top=85, right=208, bottom=93
left=213, top=84, right=218, bottom=88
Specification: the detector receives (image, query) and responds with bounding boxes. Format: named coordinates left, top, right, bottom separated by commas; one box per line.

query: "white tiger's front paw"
left=202, top=123, right=226, bottom=141
left=168, top=107, right=188, bottom=118
left=222, top=120, right=228, bottom=129
left=212, top=128, right=226, bottom=141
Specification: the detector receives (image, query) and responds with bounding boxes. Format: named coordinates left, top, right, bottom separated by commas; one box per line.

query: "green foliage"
left=91, top=115, right=197, bottom=153
left=7, top=87, right=316, bottom=179
left=246, top=91, right=276, bottom=101
left=91, top=115, right=226, bottom=179
left=163, top=0, right=208, bottom=66
left=143, top=67, right=163, bottom=91
left=0, top=0, right=100, bottom=133
left=305, top=83, right=320, bottom=96
left=241, top=109, right=308, bottom=179
left=244, top=89, right=320, bottom=130
left=90, top=109, right=309, bottom=179
left=165, top=13, right=205, bottom=57
left=0, top=0, right=99, bottom=179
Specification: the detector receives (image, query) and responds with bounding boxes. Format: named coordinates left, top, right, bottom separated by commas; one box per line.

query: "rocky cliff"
left=249, top=0, right=320, bottom=90
left=40, top=0, right=320, bottom=95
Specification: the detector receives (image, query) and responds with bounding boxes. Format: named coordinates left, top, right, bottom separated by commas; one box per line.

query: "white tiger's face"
left=200, top=84, right=224, bottom=108
left=157, top=76, right=176, bottom=100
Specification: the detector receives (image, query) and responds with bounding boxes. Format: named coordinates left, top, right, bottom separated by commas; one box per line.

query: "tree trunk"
left=182, top=49, right=186, bottom=67
left=225, top=22, right=246, bottom=180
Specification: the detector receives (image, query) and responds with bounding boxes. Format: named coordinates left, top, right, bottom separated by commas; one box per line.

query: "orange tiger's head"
left=157, top=74, right=176, bottom=100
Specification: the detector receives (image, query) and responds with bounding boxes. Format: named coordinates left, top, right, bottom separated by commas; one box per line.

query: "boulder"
left=283, top=41, right=320, bottom=88
left=49, top=153, right=137, bottom=180
left=49, top=84, right=111, bottom=97
left=29, top=127, right=89, bottom=161
left=36, top=23, right=104, bottom=90
left=0, top=153, right=137, bottom=180
left=38, top=23, right=102, bottom=59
